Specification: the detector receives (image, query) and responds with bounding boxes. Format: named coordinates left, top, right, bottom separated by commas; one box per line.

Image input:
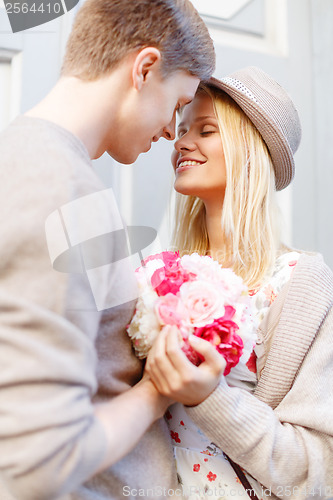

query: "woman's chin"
left=174, top=186, right=193, bottom=196
left=174, top=181, right=197, bottom=196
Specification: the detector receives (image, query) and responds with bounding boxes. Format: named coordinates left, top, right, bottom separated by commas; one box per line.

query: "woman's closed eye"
left=200, top=127, right=217, bottom=136
left=177, top=123, right=218, bottom=139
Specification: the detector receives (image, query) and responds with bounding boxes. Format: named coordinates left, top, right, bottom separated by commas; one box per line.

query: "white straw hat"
left=206, top=66, right=302, bottom=190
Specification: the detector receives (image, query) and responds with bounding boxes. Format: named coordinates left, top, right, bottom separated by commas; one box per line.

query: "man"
left=0, top=0, right=219, bottom=499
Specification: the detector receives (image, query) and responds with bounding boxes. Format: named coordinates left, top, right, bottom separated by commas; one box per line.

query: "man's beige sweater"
left=0, top=116, right=177, bottom=500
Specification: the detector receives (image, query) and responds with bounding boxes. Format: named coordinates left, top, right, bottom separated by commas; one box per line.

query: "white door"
left=113, top=0, right=333, bottom=267
left=1, top=0, right=332, bottom=266
left=0, top=1, right=72, bottom=129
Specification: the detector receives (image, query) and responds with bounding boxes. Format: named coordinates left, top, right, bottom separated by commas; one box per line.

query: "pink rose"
left=181, top=254, right=246, bottom=301
left=155, top=294, right=182, bottom=326
left=194, top=306, right=244, bottom=375
left=179, top=281, right=225, bottom=327
left=181, top=253, right=219, bottom=282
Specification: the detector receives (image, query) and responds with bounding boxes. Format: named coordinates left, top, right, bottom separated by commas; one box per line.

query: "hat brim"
left=207, top=76, right=295, bottom=191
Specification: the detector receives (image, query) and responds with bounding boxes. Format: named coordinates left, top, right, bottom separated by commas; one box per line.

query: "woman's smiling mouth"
left=176, top=159, right=205, bottom=172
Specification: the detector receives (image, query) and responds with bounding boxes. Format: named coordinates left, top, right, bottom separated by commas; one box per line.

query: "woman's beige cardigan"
left=187, top=253, right=333, bottom=499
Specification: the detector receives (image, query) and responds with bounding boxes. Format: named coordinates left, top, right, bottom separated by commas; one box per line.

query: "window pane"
left=190, top=0, right=253, bottom=20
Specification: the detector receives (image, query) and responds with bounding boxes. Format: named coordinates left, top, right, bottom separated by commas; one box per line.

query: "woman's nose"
left=174, top=132, right=194, bottom=152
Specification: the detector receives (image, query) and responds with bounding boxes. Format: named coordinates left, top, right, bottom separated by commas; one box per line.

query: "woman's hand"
left=145, top=325, right=226, bottom=407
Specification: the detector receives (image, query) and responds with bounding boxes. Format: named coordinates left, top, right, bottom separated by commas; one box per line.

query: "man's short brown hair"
left=61, top=0, right=215, bottom=81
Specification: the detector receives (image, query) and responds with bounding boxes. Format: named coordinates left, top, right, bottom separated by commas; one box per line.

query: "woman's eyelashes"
left=200, top=123, right=218, bottom=135
left=200, top=130, right=215, bottom=136
left=176, top=125, right=217, bottom=139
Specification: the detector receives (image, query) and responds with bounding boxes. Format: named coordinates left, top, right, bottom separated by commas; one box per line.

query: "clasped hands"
left=145, top=325, right=226, bottom=407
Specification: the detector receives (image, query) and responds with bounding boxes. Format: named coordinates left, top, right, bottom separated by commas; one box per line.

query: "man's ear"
left=132, top=47, right=162, bottom=91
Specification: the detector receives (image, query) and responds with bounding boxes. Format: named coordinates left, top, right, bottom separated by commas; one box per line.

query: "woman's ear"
left=132, top=47, right=162, bottom=91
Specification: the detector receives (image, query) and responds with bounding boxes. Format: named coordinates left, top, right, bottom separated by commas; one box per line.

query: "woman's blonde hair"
left=172, top=84, right=282, bottom=288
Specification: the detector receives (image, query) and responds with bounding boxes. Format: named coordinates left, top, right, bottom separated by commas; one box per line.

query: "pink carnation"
left=194, top=306, right=244, bottom=375
left=142, top=251, right=180, bottom=266
left=151, top=259, right=195, bottom=296
left=181, top=337, right=201, bottom=366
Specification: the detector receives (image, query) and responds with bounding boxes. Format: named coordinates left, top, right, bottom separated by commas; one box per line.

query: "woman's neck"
left=204, top=201, right=225, bottom=263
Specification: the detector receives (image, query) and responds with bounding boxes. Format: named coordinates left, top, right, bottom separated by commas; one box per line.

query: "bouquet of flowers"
left=127, top=251, right=257, bottom=375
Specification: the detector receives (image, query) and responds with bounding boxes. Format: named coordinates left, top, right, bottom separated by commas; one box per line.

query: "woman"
left=146, top=67, right=333, bottom=499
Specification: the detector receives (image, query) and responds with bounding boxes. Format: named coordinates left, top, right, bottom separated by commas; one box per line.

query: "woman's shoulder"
left=285, top=250, right=333, bottom=313
left=276, top=245, right=332, bottom=282
left=293, top=250, right=333, bottom=286
left=254, top=250, right=333, bottom=324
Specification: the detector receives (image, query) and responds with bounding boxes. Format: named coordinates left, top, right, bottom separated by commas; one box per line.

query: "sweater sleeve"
left=0, top=293, right=108, bottom=500
left=0, top=128, right=109, bottom=500
left=186, top=307, right=333, bottom=499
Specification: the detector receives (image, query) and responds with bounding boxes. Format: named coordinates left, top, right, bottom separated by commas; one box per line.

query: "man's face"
left=108, top=70, right=200, bottom=164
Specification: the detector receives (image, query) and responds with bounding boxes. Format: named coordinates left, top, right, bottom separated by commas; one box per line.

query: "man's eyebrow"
left=178, top=115, right=217, bottom=128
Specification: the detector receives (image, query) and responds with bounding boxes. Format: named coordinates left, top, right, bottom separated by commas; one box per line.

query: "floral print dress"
left=167, top=251, right=300, bottom=499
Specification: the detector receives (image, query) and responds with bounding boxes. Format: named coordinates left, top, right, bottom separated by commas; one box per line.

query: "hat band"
left=221, top=77, right=260, bottom=106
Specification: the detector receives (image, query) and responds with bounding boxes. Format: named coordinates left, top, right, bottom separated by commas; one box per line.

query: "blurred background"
left=1, top=0, right=332, bottom=267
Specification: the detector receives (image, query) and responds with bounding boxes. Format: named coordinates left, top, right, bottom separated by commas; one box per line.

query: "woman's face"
left=172, top=92, right=226, bottom=203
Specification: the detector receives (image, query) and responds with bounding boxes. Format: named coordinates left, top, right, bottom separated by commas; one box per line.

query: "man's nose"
left=162, top=113, right=176, bottom=141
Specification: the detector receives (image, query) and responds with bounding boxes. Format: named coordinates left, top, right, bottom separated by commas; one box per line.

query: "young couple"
left=0, top=1, right=332, bottom=499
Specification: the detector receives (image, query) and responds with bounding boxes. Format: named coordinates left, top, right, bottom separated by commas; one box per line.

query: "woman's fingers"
left=146, top=327, right=226, bottom=406
left=188, top=335, right=226, bottom=376
left=164, top=327, right=195, bottom=373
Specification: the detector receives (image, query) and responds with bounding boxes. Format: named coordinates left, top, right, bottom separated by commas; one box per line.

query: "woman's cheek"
left=171, top=149, right=178, bottom=172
